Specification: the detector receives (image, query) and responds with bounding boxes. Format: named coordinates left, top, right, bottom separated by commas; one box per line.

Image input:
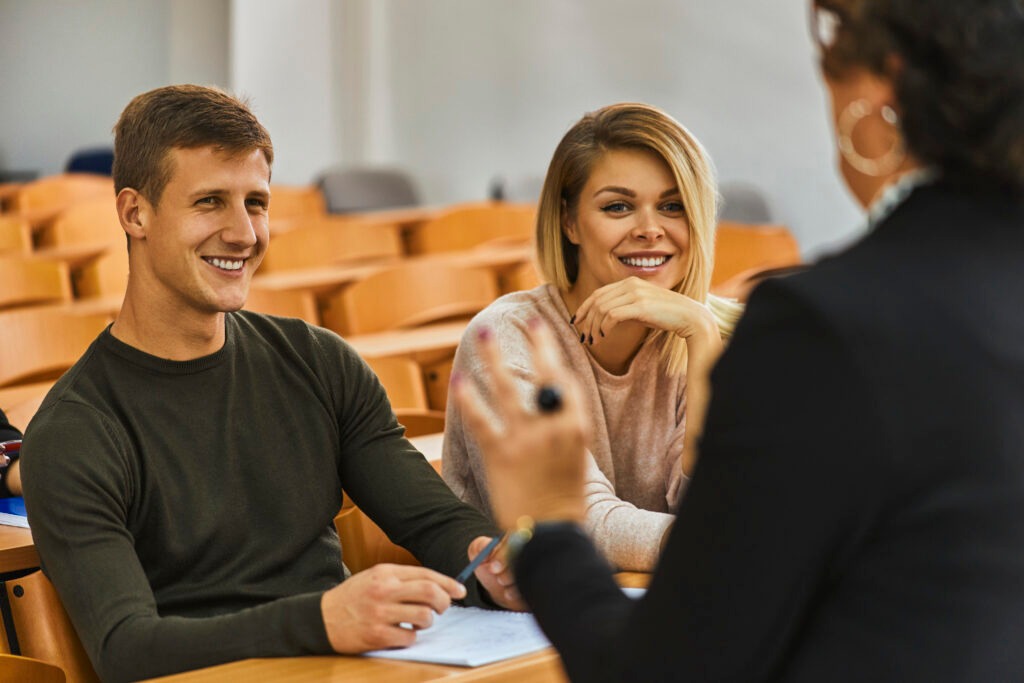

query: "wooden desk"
left=252, top=244, right=532, bottom=297
left=409, top=432, right=444, bottom=464
left=143, top=649, right=565, bottom=682
left=344, top=320, right=468, bottom=363
left=0, top=525, right=38, bottom=574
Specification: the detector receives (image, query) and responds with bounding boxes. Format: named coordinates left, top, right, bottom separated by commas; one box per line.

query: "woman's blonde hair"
left=535, top=102, right=741, bottom=375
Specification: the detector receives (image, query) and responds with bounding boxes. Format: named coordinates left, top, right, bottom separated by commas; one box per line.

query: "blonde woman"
left=443, top=103, right=740, bottom=572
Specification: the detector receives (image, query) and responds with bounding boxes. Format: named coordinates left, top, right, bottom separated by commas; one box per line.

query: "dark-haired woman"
left=454, top=1, right=1024, bottom=681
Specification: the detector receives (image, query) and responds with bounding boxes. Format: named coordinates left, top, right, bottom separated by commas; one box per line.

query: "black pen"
left=455, top=534, right=505, bottom=584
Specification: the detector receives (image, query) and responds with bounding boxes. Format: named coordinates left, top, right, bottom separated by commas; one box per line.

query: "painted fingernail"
left=599, top=330, right=605, bottom=337
left=569, top=314, right=576, bottom=325
left=580, top=333, right=586, bottom=343
left=450, top=372, right=462, bottom=388
left=588, top=334, right=594, bottom=345
left=527, top=317, right=542, bottom=330
left=477, top=327, right=493, bottom=342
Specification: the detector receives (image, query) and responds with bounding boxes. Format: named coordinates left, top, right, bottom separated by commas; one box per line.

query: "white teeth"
left=208, top=257, right=244, bottom=271
left=620, top=255, right=668, bottom=268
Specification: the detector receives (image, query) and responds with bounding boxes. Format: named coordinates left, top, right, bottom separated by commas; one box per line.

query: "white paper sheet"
left=364, top=605, right=551, bottom=667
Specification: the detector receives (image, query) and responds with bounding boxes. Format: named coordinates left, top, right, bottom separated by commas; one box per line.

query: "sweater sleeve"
left=21, top=402, right=332, bottom=683
left=317, top=333, right=499, bottom=605
left=514, top=281, right=886, bottom=682
left=444, top=309, right=673, bottom=571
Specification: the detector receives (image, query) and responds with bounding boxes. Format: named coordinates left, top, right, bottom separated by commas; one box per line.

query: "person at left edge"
left=20, top=84, right=512, bottom=683
left=0, top=407, right=22, bottom=497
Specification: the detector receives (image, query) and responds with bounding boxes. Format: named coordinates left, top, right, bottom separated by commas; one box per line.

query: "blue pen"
left=455, top=534, right=504, bottom=584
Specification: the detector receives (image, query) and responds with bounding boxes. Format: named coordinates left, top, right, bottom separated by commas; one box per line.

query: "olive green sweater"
left=22, top=312, right=496, bottom=683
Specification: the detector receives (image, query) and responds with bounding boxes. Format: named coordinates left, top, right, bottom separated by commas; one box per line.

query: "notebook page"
left=364, top=604, right=550, bottom=667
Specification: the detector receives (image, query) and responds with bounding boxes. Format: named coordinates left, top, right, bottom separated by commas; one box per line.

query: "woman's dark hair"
left=820, top=0, right=1024, bottom=190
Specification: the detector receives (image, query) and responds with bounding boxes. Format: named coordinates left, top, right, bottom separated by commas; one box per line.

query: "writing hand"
left=321, top=563, right=466, bottom=653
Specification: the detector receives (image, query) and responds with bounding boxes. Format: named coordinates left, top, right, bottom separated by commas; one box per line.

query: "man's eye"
left=196, top=197, right=217, bottom=206
left=600, top=202, right=631, bottom=214
left=247, top=198, right=269, bottom=210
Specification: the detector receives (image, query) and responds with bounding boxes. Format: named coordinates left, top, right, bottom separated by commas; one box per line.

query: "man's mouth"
left=204, top=257, right=245, bottom=271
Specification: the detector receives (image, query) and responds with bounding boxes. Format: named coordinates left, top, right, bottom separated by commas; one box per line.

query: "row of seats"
left=0, top=176, right=800, bottom=683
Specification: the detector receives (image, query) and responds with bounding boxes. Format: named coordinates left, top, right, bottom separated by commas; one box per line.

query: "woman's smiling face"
left=564, top=147, right=691, bottom=299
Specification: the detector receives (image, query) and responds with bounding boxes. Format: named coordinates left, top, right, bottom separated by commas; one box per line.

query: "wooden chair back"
left=260, top=218, right=402, bottom=273
left=499, top=260, right=542, bottom=294
left=0, top=571, right=100, bottom=683
left=243, top=287, right=320, bottom=324
left=9, top=175, right=113, bottom=225
left=0, top=258, right=72, bottom=311
left=320, top=262, right=499, bottom=337
left=0, top=381, right=55, bottom=431
left=0, top=307, right=110, bottom=388
left=37, top=197, right=122, bottom=249
left=712, top=222, right=801, bottom=287
left=0, top=216, right=32, bottom=255
left=422, top=357, right=455, bottom=412
left=70, top=248, right=129, bottom=299
left=334, top=506, right=420, bottom=574
left=364, top=356, right=429, bottom=411
left=405, top=202, right=536, bottom=255
left=268, top=184, right=327, bottom=235
left=0, top=654, right=66, bottom=683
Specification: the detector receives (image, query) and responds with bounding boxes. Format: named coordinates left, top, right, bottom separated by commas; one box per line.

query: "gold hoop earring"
left=837, top=99, right=905, bottom=177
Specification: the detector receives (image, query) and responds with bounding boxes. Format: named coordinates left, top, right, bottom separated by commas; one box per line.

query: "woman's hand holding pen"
left=466, top=534, right=527, bottom=610
left=452, top=321, right=589, bottom=530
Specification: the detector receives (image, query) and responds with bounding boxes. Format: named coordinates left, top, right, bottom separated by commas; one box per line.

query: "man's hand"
left=468, top=535, right=528, bottom=611
left=321, top=563, right=466, bottom=653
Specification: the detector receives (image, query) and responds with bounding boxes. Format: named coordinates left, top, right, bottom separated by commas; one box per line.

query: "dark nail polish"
left=580, top=333, right=586, bottom=343
left=599, top=330, right=605, bottom=337
left=569, top=314, right=576, bottom=325
left=588, top=334, right=594, bottom=345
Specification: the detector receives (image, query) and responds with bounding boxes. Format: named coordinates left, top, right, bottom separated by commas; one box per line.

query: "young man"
left=21, top=85, right=509, bottom=683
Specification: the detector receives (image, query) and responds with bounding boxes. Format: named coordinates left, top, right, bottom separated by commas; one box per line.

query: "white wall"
left=1, top=0, right=865, bottom=256
left=0, top=0, right=229, bottom=177
left=371, top=0, right=863, bottom=256
left=230, top=0, right=339, bottom=186
left=0, top=0, right=169, bottom=175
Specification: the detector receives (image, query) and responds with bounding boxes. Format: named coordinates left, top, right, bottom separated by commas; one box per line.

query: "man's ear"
left=116, top=188, right=148, bottom=242
left=561, top=201, right=580, bottom=245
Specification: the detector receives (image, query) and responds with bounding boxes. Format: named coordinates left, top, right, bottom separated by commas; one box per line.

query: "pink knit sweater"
left=442, top=284, right=687, bottom=571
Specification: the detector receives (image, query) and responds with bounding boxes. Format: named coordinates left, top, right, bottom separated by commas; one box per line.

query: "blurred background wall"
left=0, top=0, right=864, bottom=256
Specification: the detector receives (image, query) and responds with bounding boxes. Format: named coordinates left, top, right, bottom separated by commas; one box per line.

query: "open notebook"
left=364, top=604, right=550, bottom=667
left=364, top=586, right=646, bottom=667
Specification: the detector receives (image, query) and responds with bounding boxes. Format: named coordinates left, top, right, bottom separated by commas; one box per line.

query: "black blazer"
left=516, top=181, right=1024, bottom=682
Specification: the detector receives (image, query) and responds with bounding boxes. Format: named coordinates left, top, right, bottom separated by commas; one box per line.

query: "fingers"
left=452, top=370, right=502, bottom=453
left=525, top=318, right=564, bottom=384
left=389, top=563, right=467, bottom=601
left=322, top=564, right=468, bottom=653
left=525, top=321, right=587, bottom=429
left=572, top=278, right=646, bottom=342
